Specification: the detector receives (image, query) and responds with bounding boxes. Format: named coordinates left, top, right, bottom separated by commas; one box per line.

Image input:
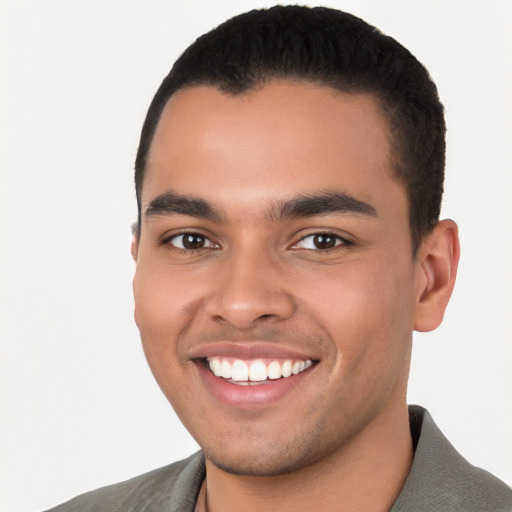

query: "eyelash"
left=162, top=230, right=351, bottom=253
left=292, top=231, right=352, bottom=252
left=162, top=232, right=219, bottom=251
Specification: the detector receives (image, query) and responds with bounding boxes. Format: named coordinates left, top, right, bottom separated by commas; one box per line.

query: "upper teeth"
left=208, top=357, right=313, bottom=382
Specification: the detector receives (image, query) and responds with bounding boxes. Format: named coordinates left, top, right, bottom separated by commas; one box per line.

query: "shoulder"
left=43, top=451, right=205, bottom=512
left=392, top=406, right=512, bottom=512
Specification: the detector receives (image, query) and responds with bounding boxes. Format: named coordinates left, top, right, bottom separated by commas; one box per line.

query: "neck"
left=203, top=402, right=413, bottom=512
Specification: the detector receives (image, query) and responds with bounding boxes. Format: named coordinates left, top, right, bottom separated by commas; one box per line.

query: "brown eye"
left=169, top=233, right=216, bottom=250
left=312, top=234, right=337, bottom=249
left=293, top=232, right=346, bottom=251
left=182, top=234, right=205, bottom=249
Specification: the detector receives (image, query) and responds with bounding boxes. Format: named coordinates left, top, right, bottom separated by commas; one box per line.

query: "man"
left=46, top=5, right=512, bottom=511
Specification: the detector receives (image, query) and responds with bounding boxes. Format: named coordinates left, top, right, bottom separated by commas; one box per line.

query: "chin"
left=202, top=436, right=324, bottom=477
left=206, top=454, right=309, bottom=478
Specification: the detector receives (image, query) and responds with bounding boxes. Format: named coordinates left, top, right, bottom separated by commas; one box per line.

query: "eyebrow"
left=270, top=191, right=377, bottom=221
left=144, top=189, right=377, bottom=223
left=145, top=190, right=223, bottom=222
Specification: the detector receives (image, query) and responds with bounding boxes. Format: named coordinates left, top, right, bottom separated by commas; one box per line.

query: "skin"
left=132, top=82, right=459, bottom=512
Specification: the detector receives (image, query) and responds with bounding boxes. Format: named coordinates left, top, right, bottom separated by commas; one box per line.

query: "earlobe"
left=413, top=219, right=460, bottom=332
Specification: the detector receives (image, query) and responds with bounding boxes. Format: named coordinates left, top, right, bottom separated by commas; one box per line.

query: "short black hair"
left=134, top=5, right=445, bottom=254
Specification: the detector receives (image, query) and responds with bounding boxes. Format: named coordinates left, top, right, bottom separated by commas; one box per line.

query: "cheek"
left=134, top=263, right=197, bottom=332
left=298, top=253, right=416, bottom=359
left=133, top=266, right=187, bottom=371
left=133, top=267, right=200, bottom=408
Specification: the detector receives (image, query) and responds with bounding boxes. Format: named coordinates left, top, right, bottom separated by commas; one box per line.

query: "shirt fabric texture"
left=44, top=406, right=512, bottom=512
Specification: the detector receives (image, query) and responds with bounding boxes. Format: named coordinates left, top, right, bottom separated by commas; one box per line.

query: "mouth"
left=203, top=356, right=314, bottom=385
left=191, top=344, right=319, bottom=409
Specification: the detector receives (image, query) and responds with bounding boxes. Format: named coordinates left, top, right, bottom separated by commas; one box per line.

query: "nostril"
left=204, top=286, right=296, bottom=328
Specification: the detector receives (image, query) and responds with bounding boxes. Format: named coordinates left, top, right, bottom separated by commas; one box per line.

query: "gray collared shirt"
left=45, top=406, right=512, bottom=511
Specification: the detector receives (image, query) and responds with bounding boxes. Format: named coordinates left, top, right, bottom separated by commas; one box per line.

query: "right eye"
left=167, top=233, right=218, bottom=250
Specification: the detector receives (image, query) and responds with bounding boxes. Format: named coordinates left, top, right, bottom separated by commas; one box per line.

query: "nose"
left=204, top=249, right=296, bottom=329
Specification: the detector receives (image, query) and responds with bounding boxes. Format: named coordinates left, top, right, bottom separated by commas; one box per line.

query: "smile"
left=194, top=350, right=318, bottom=409
left=207, top=357, right=314, bottom=383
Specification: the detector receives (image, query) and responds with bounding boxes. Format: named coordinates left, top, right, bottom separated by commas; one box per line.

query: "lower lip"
left=196, top=362, right=314, bottom=409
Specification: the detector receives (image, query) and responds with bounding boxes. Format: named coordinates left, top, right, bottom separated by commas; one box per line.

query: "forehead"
left=144, top=82, right=404, bottom=218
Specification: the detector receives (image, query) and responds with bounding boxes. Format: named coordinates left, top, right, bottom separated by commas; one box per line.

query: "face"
left=133, top=82, right=423, bottom=476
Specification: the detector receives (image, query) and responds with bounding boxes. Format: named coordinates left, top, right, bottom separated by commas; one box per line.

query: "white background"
left=1, top=1, right=511, bottom=510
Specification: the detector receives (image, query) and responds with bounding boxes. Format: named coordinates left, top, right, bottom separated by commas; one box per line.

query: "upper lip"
left=188, top=342, right=318, bottom=361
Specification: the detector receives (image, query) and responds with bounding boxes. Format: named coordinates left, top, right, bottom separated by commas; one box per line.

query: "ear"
left=130, top=221, right=140, bottom=262
left=413, top=219, right=460, bottom=332
left=131, top=235, right=139, bottom=262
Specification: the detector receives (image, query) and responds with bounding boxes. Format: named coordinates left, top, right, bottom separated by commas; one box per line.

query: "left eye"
left=168, top=233, right=217, bottom=250
left=294, top=233, right=345, bottom=250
